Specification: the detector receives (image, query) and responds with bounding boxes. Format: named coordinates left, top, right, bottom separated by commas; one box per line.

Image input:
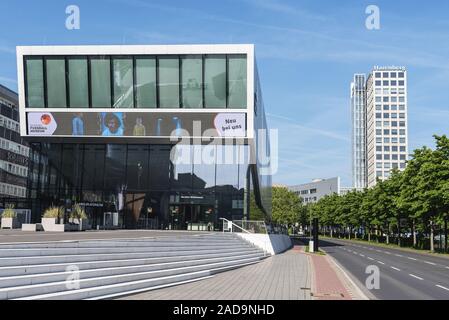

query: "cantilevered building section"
left=366, top=67, right=408, bottom=188
left=350, top=74, right=367, bottom=189
left=16, top=44, right=272, bottom=229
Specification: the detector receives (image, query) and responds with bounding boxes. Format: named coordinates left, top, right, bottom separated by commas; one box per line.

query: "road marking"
left=359, top=254, right=365, bottom=257
left=376, top=250, right=382, bottom=252
left=367, top=257, right=374, bottom=261
left=424, top=261, right=436, bottom=266
left=436, top=285, right=449, bottom=292
left=377, top=261, right=385, bottom=265
left=391, top=267, right=401, bottom=271
left=395, top=254, right=403, bottom=257
left=384, top=251, right=392, bottom=255
left=446, top=267, right=449, bottom=270
left=409, top=274, right=423, bottom=281
left=408, top=257, right=417, bottom=261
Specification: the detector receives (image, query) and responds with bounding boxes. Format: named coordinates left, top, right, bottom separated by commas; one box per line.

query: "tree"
left=271, top=187, right=303, bottom=228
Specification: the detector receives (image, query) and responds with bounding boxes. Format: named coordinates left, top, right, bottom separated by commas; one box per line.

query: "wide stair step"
left=0, top=233, right=268, bottom=300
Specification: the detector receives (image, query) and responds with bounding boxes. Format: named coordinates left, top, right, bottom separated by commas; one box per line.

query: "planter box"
left=69, top=218, right=91, bottom=231
left=42, top=217, right=90, bottom=232
left=1, top=217, right=20, bottom=229
left=41, top=218, right=64, bottom=232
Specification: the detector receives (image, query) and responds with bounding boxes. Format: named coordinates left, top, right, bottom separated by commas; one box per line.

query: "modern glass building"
left=350, top=74, right=367, bottom=189
left=16, top=44, right=272, bottom=230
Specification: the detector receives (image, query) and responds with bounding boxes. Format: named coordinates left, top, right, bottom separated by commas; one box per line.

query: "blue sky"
left=1, top=0, right=449, bottom=187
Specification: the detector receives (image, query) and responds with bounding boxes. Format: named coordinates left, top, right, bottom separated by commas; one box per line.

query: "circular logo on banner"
left=40, top=114, right=52, bottom=125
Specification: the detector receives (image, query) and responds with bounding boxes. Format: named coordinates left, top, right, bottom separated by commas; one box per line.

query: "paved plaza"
left=119, top=248, right=313, bottom=300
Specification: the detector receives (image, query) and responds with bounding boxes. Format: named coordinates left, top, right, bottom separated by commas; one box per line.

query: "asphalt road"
left=318, top=238, right=449, bottom=300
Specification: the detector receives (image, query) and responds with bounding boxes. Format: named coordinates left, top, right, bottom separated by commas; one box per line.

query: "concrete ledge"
left=236, top=234, right=292, bottom=255
left=21, top=224, right=44, bottom=232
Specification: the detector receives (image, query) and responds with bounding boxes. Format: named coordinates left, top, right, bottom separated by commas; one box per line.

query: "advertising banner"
left=26, top=112, right=247, bottom=138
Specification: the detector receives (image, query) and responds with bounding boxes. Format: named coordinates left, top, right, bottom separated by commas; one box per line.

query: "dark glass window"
left=126, top=145, right=150, bottom=190
left=104, top=145, right=126, bottom=191
left=216, top=145, right=239, bottom=189
left=192, top=145, right=216, bottom=191
left=149, top=145, right=171, bottom=190
left=171, top=145, right=193, bottom=191
left=81, top=144, right=105, bottom=191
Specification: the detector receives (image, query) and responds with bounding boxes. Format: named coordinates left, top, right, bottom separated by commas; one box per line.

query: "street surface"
left=320, top=238, right=449, bottom=300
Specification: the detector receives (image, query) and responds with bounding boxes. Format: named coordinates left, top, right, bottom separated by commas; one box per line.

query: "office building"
left=0, top=85, right=30, bottom=200
left=366, top=67, right=408, bottom=187
left=350, top=74, right=367, bottom=189
left=16, top=44, right=272, bottom=230
left=289, top=177, right=340, bottom=204
left=351, top=67, right=408, bottom=188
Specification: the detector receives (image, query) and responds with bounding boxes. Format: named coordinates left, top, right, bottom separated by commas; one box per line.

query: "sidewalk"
left=119, top=247, right=312, bottom=300
left=308, top=251, right=368, bottom=300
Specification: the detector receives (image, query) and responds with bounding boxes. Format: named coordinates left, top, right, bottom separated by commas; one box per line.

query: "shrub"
left=1, top=205, right=16, bottom=219
left=43, top=206, right=64, bottom=219
left=70, top=204, right=87, bottom=220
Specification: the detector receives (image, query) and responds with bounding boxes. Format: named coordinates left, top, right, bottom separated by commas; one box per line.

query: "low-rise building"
left=289, top=177, right=340, bottom=204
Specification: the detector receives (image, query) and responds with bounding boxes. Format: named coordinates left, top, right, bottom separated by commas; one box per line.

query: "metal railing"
left=220, top=218, right=268, bottom=234
left=233, top=220, right=268, bottom=234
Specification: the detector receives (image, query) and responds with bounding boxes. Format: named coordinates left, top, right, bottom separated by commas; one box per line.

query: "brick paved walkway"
left=119, top=249, right=312, bottom=300
left=309, top=254, right=353, bottom=300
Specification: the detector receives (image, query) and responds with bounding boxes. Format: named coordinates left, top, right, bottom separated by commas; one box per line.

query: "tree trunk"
left=397, top=218, right=401, bottom=247
left=330, top=227, right=333, bottom=238
left=412, top=220, right=417, bottom=247
left=445, top=217, right=448, bottom=253
left=430, top=220, right=435, bottom=253
left=368, top=226, right=371, bottom=242
left=386, top=224, right=390, bottom=245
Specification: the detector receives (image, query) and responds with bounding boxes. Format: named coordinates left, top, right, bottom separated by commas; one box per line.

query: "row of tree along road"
left=271, top=135, right=449, bottom=254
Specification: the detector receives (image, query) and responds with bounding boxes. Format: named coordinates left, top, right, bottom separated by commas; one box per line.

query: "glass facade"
left=26, top=143, right=268, bottom=230
left=24, top=54, right=247, bottom=109
left=90, top=57, right=111, bottom=108
left=25, top=58, right=44, bottom=108
left=46, top=58, right=67, bottom=108
left=181, top=56, right=202, bottom=108
left=135, top=57, right=157, bottom=108
left=68, top=58, right=89, bottom=108
left=204, top=55, right=226, bottom=108
left=19, top=47, right=272, bottom=232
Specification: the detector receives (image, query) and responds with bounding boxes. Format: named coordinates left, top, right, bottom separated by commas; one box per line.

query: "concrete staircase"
left=0, top=233, right=267, bottom=300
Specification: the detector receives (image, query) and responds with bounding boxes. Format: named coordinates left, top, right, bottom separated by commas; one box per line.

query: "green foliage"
left=249, top=191, right=266, bottom=221
left=309, top=135, right=449, bottom=251
left=272, top=186, right=303, bottom=226
left=1, top=205, right=16, bottom=219
left=70, top=204, right=87, bottom=220
left=43, top=206, right=64, bottom=219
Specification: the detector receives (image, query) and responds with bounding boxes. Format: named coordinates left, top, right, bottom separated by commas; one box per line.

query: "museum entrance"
left=169, top=204, right=214, bottom=231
